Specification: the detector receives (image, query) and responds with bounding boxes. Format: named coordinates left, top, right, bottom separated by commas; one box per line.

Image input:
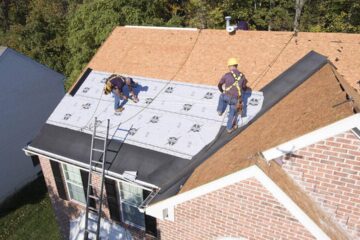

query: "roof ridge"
left=329, top=63, right=360, bottom=112
left=124, top=25, right=198, bottom=31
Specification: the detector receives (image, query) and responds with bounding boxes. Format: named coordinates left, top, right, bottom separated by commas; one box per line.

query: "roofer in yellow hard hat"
left=217, top=57, right=248, bottom=133
left=104, top=74, right=139, bottom=112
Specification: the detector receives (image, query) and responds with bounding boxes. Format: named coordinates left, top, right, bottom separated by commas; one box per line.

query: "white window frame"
left=117, top=180, right=149, bottom=230
left=61, top=163, right=86, bottom=206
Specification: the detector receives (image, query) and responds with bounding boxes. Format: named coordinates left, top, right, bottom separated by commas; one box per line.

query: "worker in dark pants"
left=104, top=74, right=139, bottom=112
left=217, top=58, right=248, bottom=133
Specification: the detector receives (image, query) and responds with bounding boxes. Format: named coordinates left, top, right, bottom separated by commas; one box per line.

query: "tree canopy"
left=0, top=0, right=358, bottom=88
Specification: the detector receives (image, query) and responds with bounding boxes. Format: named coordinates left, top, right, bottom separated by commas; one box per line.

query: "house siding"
left=158, top=177, right=315, bottom=240
left=279, top=130, right=360, bottom=239
left=39, top=156, right=152, bottom=239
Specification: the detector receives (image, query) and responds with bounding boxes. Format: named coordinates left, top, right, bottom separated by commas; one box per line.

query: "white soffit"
left=262, top=113, right=360, bottom=161
left=47, top=71, right=264, bottom=159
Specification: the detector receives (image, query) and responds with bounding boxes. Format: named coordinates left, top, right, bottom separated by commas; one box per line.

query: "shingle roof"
left=85, top=27, right=360, bottom=90
left=181, top=63, right=353, bottom=192
left=32, top=27, right=357, bottom=202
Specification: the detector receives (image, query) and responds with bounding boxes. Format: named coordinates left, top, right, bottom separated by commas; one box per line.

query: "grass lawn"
left=0, top=176, right=61, bottom=240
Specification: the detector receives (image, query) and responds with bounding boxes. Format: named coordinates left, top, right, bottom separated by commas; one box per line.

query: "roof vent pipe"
left=225, top=16, right=235, bottom=33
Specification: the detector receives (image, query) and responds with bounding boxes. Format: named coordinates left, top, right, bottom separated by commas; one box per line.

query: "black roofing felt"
left=69, top=68, right=93, bottom=96
left=30, top=51, right=328, bottom=203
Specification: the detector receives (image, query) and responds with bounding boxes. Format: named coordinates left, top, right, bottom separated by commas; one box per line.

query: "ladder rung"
left=88, top=206, right=99, bottom=212
left=85, top=229, right=97, bottom=234
left=94, top=136, right=106, bottom=140
left=91, top=160, right=103, bottom=165
left=90, top=169, right=102, bottom=174
left=88, top=195, right=99, bottom=200
left=88, top=215, right=99, bottom=221
left=92, top=148, right=104, bottom=153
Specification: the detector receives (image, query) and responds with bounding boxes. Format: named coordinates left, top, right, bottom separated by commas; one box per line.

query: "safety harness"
left=104, top=74, right=122, bottom=95
left=224, top=71, right=243, bottom=98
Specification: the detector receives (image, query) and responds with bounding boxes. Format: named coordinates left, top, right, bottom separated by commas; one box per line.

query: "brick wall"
left=158, top=177, right=315, bottom=240
left=39, top=156, right=83, bottom=239
left=279, top=130, right=360, bottom=239
left=39, top=157, right=149, bottom=240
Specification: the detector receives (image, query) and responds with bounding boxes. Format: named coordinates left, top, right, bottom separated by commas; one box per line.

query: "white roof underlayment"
left=70, top=212, right=132, bottom=240
left=48, top=71, right=263, bottom=159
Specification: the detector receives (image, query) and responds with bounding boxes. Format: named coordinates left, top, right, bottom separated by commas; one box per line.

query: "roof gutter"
left=23, top=146, right=159, bottom=192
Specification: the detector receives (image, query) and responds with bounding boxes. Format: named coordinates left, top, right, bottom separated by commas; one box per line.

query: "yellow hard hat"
left=104, top=81, right=113, bottom=95
left=227, top=58, right=238, bottom=66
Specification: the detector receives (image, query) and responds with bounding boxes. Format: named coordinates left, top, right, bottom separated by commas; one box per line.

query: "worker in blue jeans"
left=104, top=74, right=139, bottom=112
left=217, top=58, right=248, bottom=133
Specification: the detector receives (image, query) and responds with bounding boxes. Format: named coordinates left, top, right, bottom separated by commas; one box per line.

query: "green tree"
left=65, top=0, right=121, bottom=88
left=300, top=0, right=360, bottom=32
left=185, top=0, right=223, bottom=28
left=1, top=0, right=359, bottom=92
left=1, top=0, right=68, bottom=73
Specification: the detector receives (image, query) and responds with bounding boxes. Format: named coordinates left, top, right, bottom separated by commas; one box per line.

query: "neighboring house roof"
left=85, top=27, right=360, bottom=90
left=0, top=46, right=65, bottom=202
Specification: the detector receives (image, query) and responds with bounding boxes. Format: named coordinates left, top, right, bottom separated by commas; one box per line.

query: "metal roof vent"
left=225, top=16, right=236, bottom=33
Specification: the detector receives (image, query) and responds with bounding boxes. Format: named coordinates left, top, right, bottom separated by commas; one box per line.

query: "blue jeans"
left=112, top=91, right=123, bottom=109
left=217, top=93, right=239, bottom=130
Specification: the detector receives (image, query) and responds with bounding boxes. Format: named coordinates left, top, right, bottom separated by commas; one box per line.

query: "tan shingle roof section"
left=181, top=64, right=353, bottom=192
left=85, top=26, right=357, bottom=193
left=88, top=27, right=360, bottom=90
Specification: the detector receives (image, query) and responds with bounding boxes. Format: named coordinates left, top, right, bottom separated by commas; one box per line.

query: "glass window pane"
left=67, top=184, right=86, bottom=204
left=63, top=166, right=83, bottom=186
left=119, top=182, right=143, bottom=206
left=122, top=203, right=145, bottom=228
left=63, top=164, right=86, bottom=204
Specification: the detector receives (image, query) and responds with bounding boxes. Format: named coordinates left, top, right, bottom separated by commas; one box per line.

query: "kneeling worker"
left=104, top=74, right=139, bottom=112
left=217, top=58, right=248, bottom=133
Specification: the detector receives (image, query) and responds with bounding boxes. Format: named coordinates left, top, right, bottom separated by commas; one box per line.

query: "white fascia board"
left=146, top=166, right=330, bottom=239
left=262, top=113, right=360, bottom=161
left=23, top=146, right=158, bottom=191
left=124, top=25, right=198, bottom=31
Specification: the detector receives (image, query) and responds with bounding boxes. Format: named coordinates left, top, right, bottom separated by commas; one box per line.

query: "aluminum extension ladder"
left=84, top=118, right=110, bottom=240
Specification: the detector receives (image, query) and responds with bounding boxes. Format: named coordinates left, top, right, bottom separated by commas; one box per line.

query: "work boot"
left=132, top=96, right=139, bottom=103
left=115, top=107, right=124, bottom=112
left=226, top=124, right=238, bottom=134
